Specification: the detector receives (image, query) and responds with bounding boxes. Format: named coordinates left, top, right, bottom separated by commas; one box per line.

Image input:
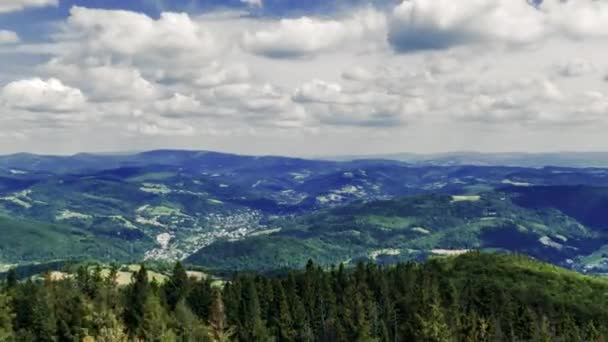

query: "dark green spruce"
left=0, top=252, right=607, bottom=341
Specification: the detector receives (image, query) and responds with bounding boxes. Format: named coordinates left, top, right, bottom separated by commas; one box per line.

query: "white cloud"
left=555, top=58, right=595, bottom=78
left=293, top=79, right=423, bottom=127
left=43, top=60, right=161, bottom=101
left=188, top=62, right=250, bottom=88
left=542, top=0, right=608, bottom=38
left=3, top=2, right=608, bottom=154
left=342, top=66, right=375, bottom=82
left=442, top=76, right=607, bottom=125
left=1, top=78, right=86, bottom=113
left=127, top=116, right=195, bottom=136
left=0, top=0, right=57, bottom=13
left=153, top=93, right=201, bottom=117
left=196, top=82, right=306, bottom=125
left=388, top=0, right=608, bottom=52
left=59, top=7, right=220, bottom=66
left=242, top=9, right=386, bottom=58
left=0, top=30, right=19, bottom=45
left=389, top=0, right=545, bottom=51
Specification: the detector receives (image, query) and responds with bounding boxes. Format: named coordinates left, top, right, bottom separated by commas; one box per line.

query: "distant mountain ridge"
left=333, top=151, right=608, bottom=168
left=5, top=150, right=608, bottom=173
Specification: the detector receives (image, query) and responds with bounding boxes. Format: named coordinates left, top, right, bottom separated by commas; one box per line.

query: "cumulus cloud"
left=293, top=79, right=423, bottom=126
left=0, top=0, right=57, bottom=13
left=555, top=58, right=595, bottom=78
left=342, top=66, right=375, bottom=82
left=0, top=30, right=19, bottom=44
left=388, top=0, right=608, bottom=52
left=197, top=82, right=306, bottom=125
left=389, top=0, right=545, bottom=52
left=242, top=9, right=386, bottom=58
left=444, top=76, right=606, bottom=125
left=3, top=2, right=608, bottom=153
left=542, top=0, right=608, bottom=39
left=186, top=62, right=250, bottom=88
left=127, top=116, right=195, bottom=136
left=43, top=60, right=160, bottom=102
left=1, top=78, right=86, bottom=113
left=58, top=6, right=219, bottom=66
left=153, top=93, right=201, bottom=117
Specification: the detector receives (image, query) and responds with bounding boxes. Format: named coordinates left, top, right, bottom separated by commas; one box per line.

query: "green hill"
left=3, top=252, right=608, bottom=341
left=0, top=215, right=147, bottom=263
left=187, top=191, right=603, bottom=272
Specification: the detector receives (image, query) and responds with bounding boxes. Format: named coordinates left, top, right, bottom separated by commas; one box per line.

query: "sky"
left=0, top=0, right=608, bottom=156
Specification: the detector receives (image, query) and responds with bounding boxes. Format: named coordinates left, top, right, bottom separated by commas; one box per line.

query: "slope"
left=0, top=215, right=144, bottom=263
left=187, top=190, right=601, bottom=271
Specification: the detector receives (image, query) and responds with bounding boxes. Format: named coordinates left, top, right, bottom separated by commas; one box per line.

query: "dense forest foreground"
left=1, top=252, right=608, bottom=341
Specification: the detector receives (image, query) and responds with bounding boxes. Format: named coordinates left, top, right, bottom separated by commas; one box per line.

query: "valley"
left=2, top=150, right=608, bottom=274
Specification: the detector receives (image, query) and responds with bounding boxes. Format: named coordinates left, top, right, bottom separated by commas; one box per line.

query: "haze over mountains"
left=332, top=152, right=608, bottom=168
left=2, top=149, right=608, bottom=274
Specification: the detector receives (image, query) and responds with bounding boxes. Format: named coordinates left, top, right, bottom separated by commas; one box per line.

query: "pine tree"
left=164, top=261, right=190, bottom=311
left=124, top=264, right=150, bottom=336
left=0, top=292, right=13, bottom=341
left=5, top=269, right=17, bottom=290
left=513, top=305, right=535, bottom=341
left=240, top=277, right=270, bottom=341
left=317, top=274, right=339, bottom=342
left=209, top=288, right=234, bottom=342
left=173, top=300, right=209, bottom=342
left=273, top=282, right=295, bottom=341
left=91, top=309, right=128, bottom=342
left=285, top=274, right=313, bottom=342
left=584, top=321, right=602, bottom=342
left=54, top=283, right=90, bottom=341
left=413, top=275, right=452, bottom=342
left=533, top=314, right=553, bottom=342
left=29, top=285, right=57, bottom=342
left=187, top=277, right=213, bottom=319
left=415, top=301, right=452, bottom=342
left=139, top=294, right=174, bottom=341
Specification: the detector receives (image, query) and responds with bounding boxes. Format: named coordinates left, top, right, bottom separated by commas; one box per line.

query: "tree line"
left=1, top=252, right=608, bottom=341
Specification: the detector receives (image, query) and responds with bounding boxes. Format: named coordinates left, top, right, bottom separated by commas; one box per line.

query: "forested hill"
left=1, top=252, right=608, bottom=341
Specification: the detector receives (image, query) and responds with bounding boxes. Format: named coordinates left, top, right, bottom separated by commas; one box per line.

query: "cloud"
left=58, top=6, right=220, bottom=66
left=43, top=60, right=161, bottom=102
left=197, top=82, right=305, bottom=125
left=127, top=116, right=195, bottom=136
left=153, top=93, right=201, bottom=117
left=161, top=62, right=251, bottom=88
left=342, top=66, right=375, bottom=82
left=388, top=0, right=608, bottom=53
left=0, top=0, right=57, bottom=13
left=4, top=2, right=608, bottom=154
left=1, top=78, right=86, bottom=113
left=293, top=79, right=423, bottom=127
left=0, top=30, right=19, bottom=44
left=388, top=0, right=545, bottom=52
left=555, top=58, right=595, bottom=78
left=242, top=8, right=386, bottom=58
left=542, top=0, right=608, bottom=38
left=446, top=76, right=607, bottom=125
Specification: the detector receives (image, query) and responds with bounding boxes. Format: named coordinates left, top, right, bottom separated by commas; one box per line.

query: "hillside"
left=2, top=150, right=608, bottom=272
left=187, top=189, right=608, bottom=272
left=0, top=215, right=142, bottom=264
left=2, top=253, right=608, bottom=341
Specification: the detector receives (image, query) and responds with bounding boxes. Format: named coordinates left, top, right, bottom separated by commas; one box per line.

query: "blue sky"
left=1, top=0, right=399, bottom=41
left=1, top=0, right=608, bottom=156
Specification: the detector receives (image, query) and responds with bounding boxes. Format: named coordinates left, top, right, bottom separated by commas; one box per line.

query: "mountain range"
left=2, top=150, right=608, bottom=274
